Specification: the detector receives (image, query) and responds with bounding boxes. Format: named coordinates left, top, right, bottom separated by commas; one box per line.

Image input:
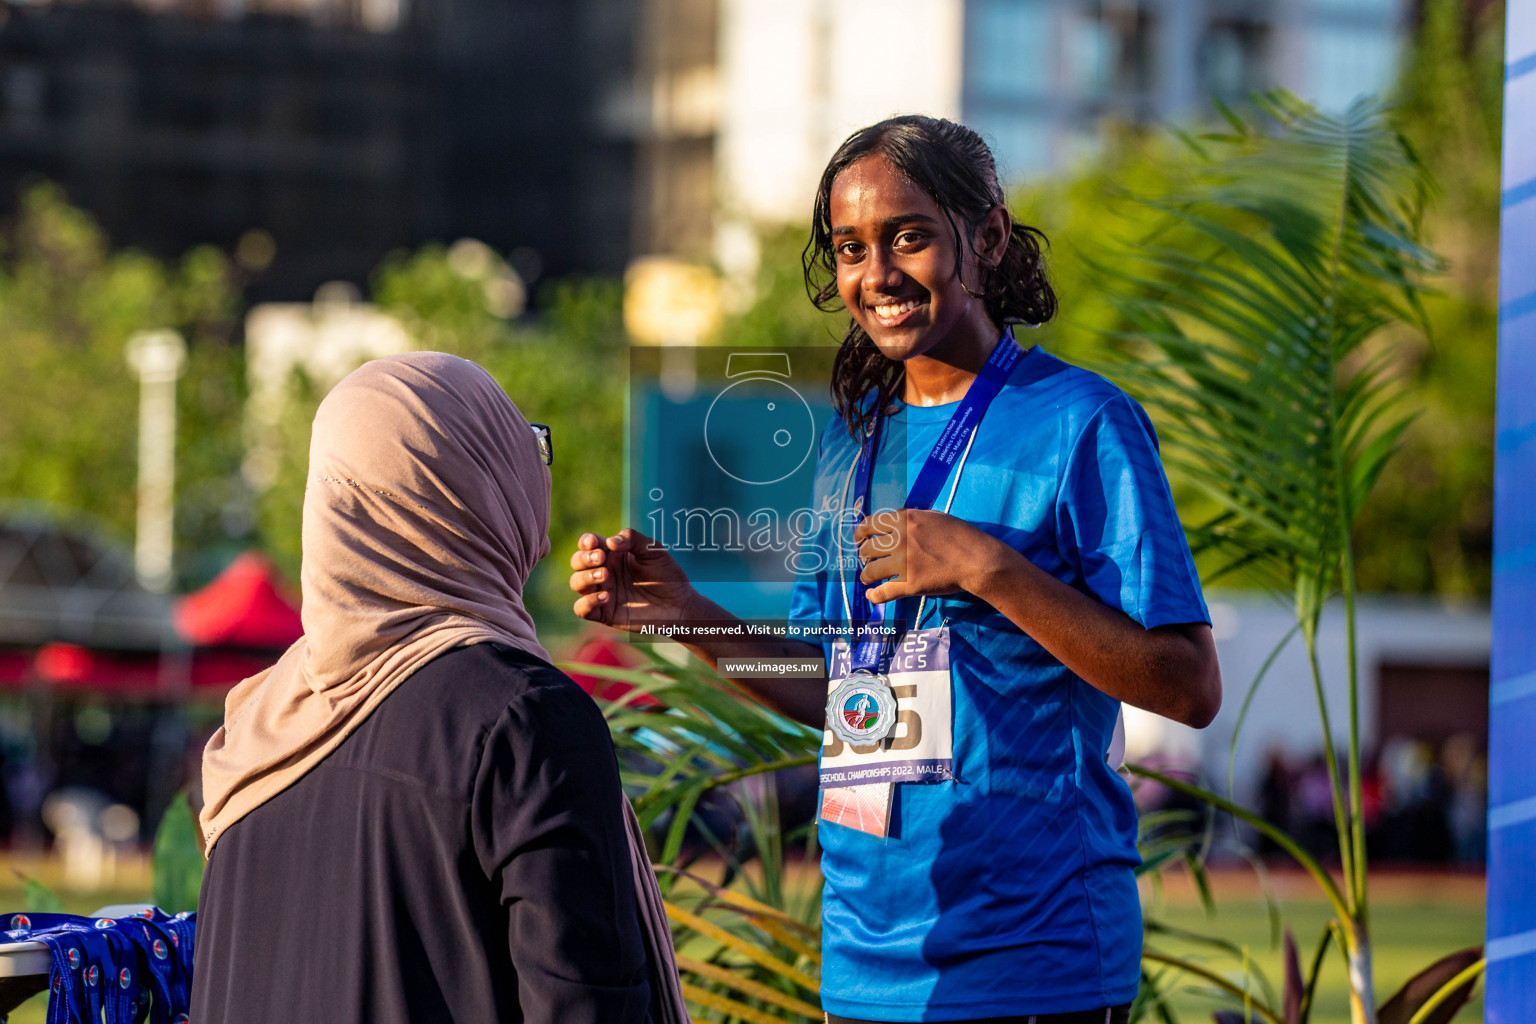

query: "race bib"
left=818, top=626, right=953, bottom=838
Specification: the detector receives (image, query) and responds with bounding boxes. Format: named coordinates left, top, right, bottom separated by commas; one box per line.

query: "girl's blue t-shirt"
left=788, top=345, right=1209, bottom=1021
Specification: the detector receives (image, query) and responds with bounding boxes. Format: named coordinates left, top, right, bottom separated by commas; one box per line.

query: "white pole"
left=125, top=330, right=187, bottom=594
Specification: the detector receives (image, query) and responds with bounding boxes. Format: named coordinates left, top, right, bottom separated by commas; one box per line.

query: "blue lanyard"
left=4, top=909, right=196, bottom=1024
left=846, top=329, right=1022, bottom=671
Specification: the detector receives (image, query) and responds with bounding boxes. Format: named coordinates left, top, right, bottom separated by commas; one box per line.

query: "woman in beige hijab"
left=191, top=352, right=686, bottom=1024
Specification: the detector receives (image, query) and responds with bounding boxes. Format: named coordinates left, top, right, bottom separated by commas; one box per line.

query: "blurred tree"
left=1032, top=0, right=1503, bottom=599
left=716, top=226, right=842, bottom=350
left=1347, top=0, right=1502, bottom=597
left=1008, top=126, right=1183, bottom=367
left=476, top=279, right=629, bottom=632
left=0, top=184, right=249, bottom=587
left=253, top=242, right=628, bottom=637
left=248, top=362, right=326, bottom=582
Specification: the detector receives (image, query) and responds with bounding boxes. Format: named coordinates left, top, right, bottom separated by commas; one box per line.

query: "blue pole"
left=1489, top=2, right=1536, bottom=1018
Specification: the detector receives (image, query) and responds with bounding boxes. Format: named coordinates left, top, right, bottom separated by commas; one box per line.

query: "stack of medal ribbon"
left=0, top=908, right=195, bottom=1024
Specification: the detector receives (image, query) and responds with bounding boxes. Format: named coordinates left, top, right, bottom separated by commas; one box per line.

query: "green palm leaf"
left=1105, top=94, right=1437, bottom=631
left=1098, top=92, right=1442, bottom=1024
left=576, top=645, right=823, bottom=1021
left=565, top=648, right=819, bottom=842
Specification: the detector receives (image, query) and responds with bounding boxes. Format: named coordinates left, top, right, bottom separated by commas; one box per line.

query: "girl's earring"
left=960, top=261, right=998, bottom=299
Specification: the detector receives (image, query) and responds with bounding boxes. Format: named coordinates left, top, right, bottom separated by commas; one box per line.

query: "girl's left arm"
left=855, top=509, right=1223, bottom=729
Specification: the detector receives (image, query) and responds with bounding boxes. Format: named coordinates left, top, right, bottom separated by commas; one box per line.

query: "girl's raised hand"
left=854, top=509, right=998, bottom=604
left=569, top=528, right=698, bottom=631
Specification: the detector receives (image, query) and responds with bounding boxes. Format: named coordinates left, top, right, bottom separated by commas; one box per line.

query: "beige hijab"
left=200, top=352, right=552, bottom=851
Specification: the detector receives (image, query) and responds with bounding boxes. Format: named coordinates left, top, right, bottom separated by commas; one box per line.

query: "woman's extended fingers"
left=572, top=590, right=612, bottom=621
left=568, top=566, right=610, bottom=593
left=571, top=533, right=608, bottom=570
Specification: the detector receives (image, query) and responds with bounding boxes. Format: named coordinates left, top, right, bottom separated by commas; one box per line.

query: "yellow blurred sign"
left=623, top=256, right=722, bottom=346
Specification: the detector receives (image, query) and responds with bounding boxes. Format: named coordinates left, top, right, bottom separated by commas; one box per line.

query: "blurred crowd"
left=0, top=696, right=204, bottom=884
left=1133, top=734, right=1488, bottom=869
left=1255, top=735, right=1488, bottom=867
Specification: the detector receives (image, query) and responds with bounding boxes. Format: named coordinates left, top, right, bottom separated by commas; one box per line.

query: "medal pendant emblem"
left=826, top=670, right=898, bottom=745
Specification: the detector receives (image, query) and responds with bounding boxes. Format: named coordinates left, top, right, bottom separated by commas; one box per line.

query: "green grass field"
left=1144, top=872, right=1485, bottom=1023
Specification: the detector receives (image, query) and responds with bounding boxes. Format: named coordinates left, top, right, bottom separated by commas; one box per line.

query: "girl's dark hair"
left=802, top=115, right=1056, bottom=438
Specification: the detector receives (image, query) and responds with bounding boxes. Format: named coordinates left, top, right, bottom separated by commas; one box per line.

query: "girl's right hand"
left=569, top=529, right=697, bottom=632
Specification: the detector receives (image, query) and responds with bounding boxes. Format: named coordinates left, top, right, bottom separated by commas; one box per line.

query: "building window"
left=1199, top=17, right=1271, bottom=104
left=1305, top=26, right=1399, bottom=111
left=1, top=66, right=49, bottom=130
left=966, top=0, right=1057, bottom=101
left=1064, top=1, right=1155, bottom=104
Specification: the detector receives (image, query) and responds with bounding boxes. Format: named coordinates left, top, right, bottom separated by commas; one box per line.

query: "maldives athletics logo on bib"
left=826, top=672, right=897, bottom=745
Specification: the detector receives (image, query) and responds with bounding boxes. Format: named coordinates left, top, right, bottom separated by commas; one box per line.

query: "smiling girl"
left=570, top=115, right=1221, bottom=1024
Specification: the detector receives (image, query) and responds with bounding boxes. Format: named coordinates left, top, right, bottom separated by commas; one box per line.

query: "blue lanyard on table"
left=2, top=908, right=196, bottom=1024
left=846, top=329, right=1022, bottom=672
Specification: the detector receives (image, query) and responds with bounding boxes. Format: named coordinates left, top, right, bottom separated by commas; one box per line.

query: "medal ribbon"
left=846, top=328, right=1022, bottom=672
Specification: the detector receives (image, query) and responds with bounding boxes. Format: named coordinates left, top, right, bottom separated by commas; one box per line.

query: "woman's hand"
left=854, top=509, right=1000, bottom=604
left=569, top=529, right=699, bottom=632
left=571, top=529, right=828, bottom=726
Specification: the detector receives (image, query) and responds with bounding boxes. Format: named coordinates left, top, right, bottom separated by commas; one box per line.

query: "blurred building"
left=962, top=0, right=1410, bottom=181
left=1125, top=592, right=1492, bottom=867
left=621, top=0, right=718, bottom=261
left=0, top=0, right=641, bottom=299
left=715, top=0, right=1413, bottom=232
left=0, top=0, right=1417, bottom=297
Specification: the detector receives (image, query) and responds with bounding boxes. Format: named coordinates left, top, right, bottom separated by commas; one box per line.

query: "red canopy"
left=34, top=643, right=163, bottom=691
left=0, top=551, right=302, bottom=695
left=175, top=552, right=302, bottom=649
left=28, top=642, right=283, bottom=693
left=0, top=648, right=31, bottom=687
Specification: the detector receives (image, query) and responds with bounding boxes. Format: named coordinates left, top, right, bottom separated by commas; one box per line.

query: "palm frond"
left=578, top=644, right=824, bottom=1022
left=1140, top=949, right=1287, bottom=1024
left=565, top=648, right=819, bottom=842
left=1127, top=764, right=1350, bottom=924
left=665, top=899, right=822, bottom=1022
left=1098, top=92, right=1436, bottom=633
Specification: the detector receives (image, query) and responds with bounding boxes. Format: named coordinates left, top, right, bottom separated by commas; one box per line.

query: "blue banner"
left=1489, top=2, right=1536, bottom=1016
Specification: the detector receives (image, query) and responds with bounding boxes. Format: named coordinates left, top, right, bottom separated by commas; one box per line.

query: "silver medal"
left=826, top=670, right=898, bottom=745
